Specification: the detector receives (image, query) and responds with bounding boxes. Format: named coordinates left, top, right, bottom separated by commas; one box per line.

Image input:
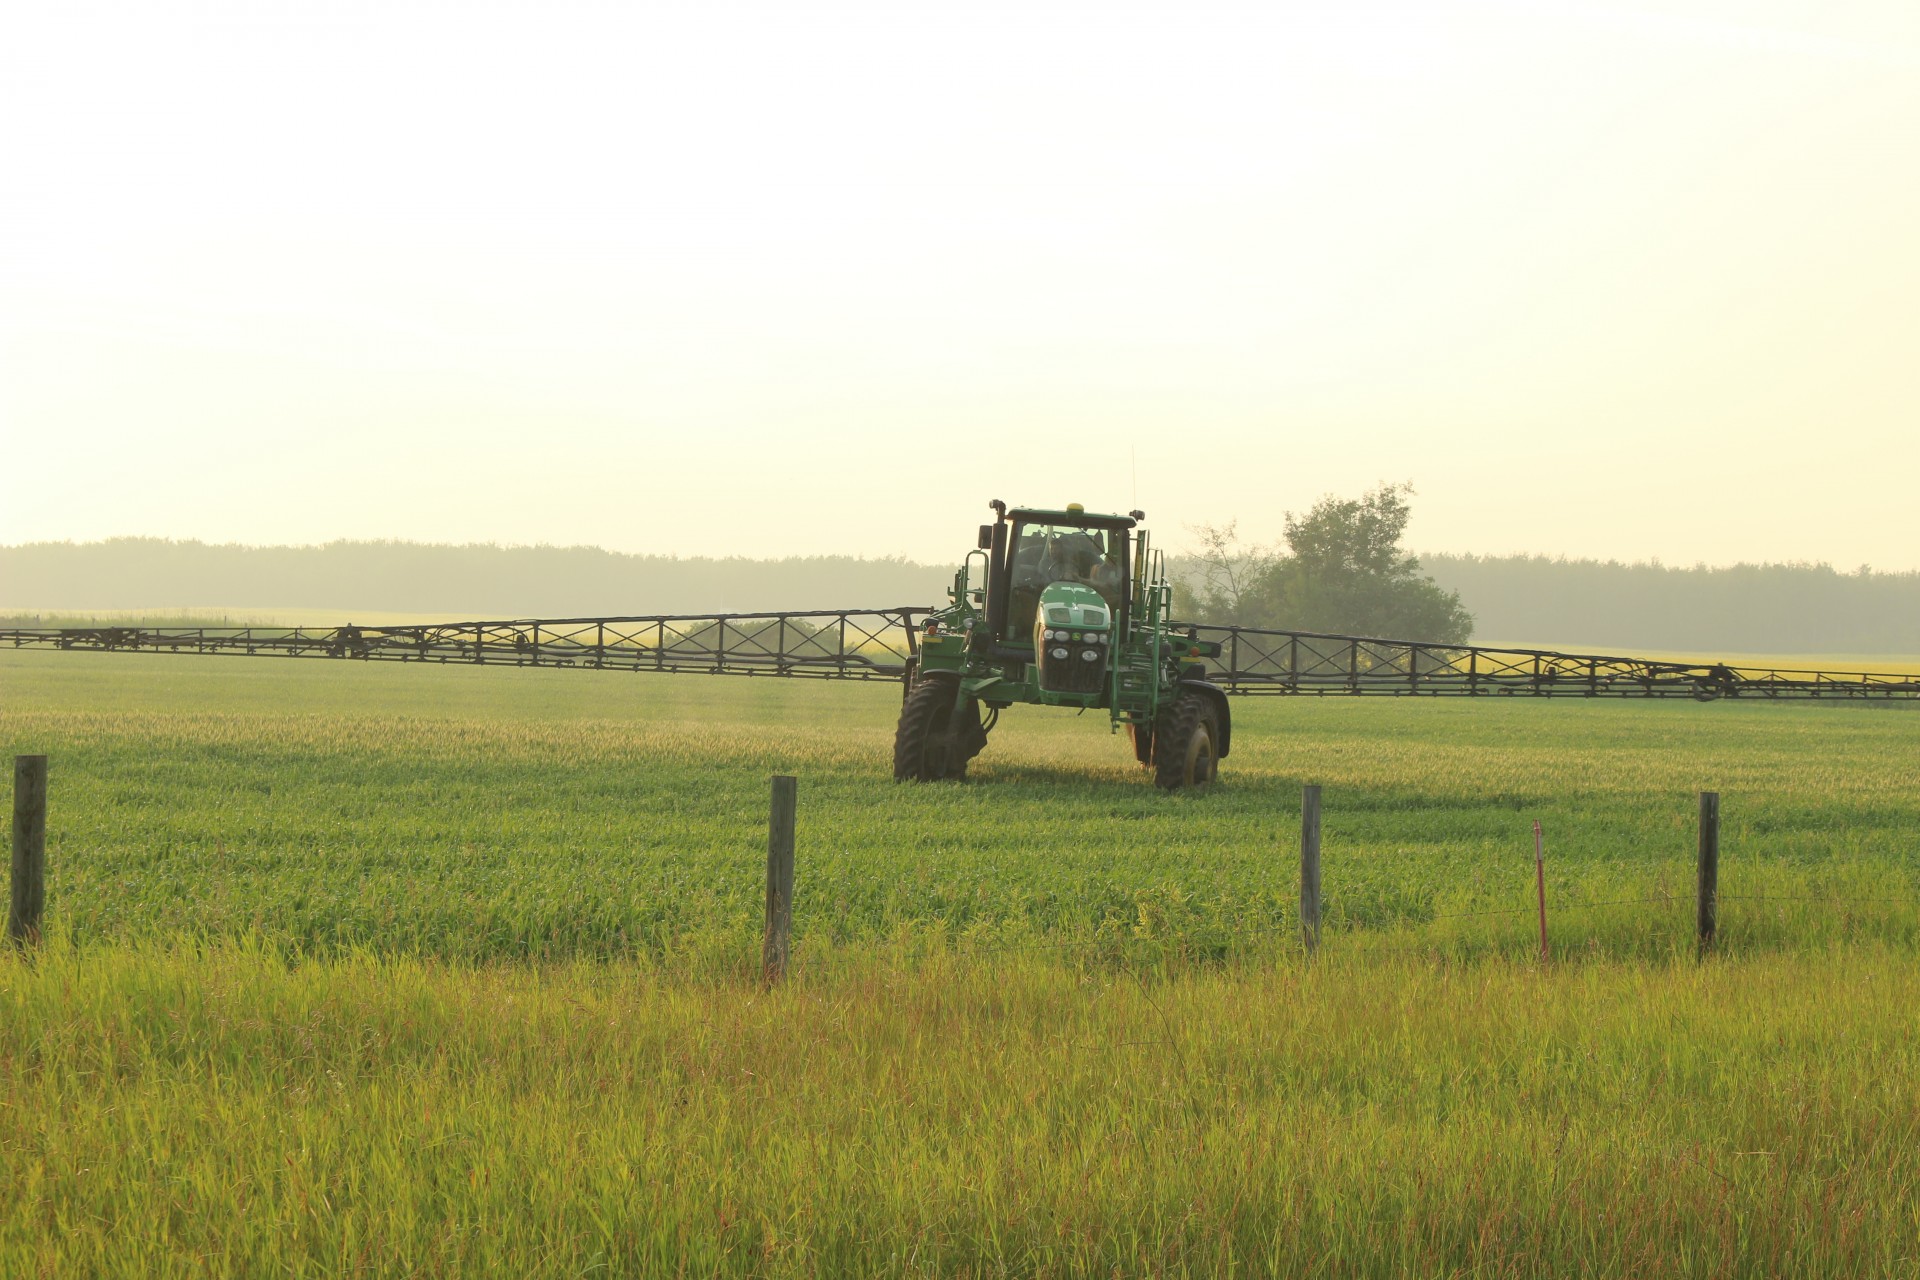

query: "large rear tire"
left=894, top=674, right=986, bottom=781
left=1152, top=692, right=1219, bottom=791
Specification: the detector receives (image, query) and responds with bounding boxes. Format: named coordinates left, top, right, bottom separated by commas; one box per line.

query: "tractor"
left=894, top=499, right=1230, bottom=789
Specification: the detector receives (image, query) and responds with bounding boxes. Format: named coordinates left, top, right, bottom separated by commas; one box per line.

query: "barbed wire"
left=777, top=890, right=1920, bottom=974
left=1717, top=894, right=1918, bottom=906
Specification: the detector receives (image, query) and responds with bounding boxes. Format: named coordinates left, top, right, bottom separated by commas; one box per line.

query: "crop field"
left=3, top=649, right=1917, bottom=961
left=4, top=648, right=1919, bottom=1276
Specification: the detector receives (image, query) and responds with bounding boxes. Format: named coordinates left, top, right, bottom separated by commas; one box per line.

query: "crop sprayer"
left=7, top=499, right=1917, bottom=790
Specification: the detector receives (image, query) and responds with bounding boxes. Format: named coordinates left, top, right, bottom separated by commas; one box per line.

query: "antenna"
left=1131, top=443, right=1138, bottom=511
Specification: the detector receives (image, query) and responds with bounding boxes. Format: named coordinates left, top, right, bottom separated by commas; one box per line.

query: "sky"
left=4, top=0, right=1917, bottom=569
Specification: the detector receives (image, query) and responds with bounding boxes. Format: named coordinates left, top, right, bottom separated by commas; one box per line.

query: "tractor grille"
left=1038, top=634, right=1108, bottom=694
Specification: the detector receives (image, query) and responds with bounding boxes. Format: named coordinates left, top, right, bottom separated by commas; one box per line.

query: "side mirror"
left=978, top=525, right=993, bottom=550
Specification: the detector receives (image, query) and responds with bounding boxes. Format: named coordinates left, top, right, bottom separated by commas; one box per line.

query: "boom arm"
left=5, top=613, right=1917, bottom=700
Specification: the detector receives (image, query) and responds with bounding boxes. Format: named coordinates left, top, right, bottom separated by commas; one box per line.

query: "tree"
left=1179, top=519, right=1276, bottom=622
left=1184, top=484, right=1474, bottom=643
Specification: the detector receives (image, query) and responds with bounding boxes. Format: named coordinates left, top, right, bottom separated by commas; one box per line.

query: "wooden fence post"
left=1301, top=784, right=1322, bottom=956
left=764, top=775, right=797, bottom=983
left=1697, top=791, right=1719, bottom=958
left=1534, top=819, right=1549, bottom=964
left=10, top=755, right=47, bottom=948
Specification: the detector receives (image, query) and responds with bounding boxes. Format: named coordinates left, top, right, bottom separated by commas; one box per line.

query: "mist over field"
left=1419, top=553, right=1920, bottom=653
left=4, top=537, right=1917, bottom=653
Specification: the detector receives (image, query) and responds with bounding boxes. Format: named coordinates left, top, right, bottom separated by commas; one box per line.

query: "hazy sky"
left=4, top=1, right=1917, bottom=569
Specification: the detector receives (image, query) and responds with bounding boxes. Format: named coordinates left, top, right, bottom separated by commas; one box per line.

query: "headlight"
left=1050, top=647, right=1068, bottom=660
left=1081, top=649, right=1099, bottom=661
left=1042, top=629, right=1055, bottom=640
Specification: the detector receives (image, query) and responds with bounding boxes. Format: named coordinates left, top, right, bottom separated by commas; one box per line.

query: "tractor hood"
left=1033, top=582, right=1112, bottom=696
left=1035, top=582, right=1112, bottom=633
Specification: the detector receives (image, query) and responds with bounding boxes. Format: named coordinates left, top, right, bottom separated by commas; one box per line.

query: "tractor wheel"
left=894, top=675, right=987, bottom=782
left=1152, top=692, right=1219, bottom=791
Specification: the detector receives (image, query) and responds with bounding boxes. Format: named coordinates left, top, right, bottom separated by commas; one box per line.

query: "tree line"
left=1168, top=484, right=1918, bottom=654
left=0, top=538, right=950, bottom=619
left=1417, top=553, right=1920, bottom=653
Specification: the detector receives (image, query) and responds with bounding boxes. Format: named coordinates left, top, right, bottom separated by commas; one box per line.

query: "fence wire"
left=771, top=890, right=1920, bottom=978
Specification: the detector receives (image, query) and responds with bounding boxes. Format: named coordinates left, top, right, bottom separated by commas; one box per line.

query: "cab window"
left=1006, top=523, right=1122, bottom=637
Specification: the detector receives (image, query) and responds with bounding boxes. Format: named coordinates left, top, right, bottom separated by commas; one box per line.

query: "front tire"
left=1152, top=692, right=1219, bottom=791
left=893, top=675, right=986, bottom=781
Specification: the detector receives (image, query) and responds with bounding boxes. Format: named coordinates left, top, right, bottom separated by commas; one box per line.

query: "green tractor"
left=894, top=499, right=1230, bottom=789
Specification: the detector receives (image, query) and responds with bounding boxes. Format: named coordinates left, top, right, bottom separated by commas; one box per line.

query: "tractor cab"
left=1007, top=523, right=1123, bottom=634
left=988, top=505, right=1137, bottom=650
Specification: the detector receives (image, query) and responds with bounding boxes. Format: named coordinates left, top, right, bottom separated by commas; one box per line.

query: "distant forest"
left=1417, top=553, right=1920, bottom=653
left=3, top=538, right=1916, bottom=653
left=0, top=539, right=951, bottom=619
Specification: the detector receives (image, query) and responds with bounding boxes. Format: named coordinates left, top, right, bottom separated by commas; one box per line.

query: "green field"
left=3, top=650, right=1916, bottom=961
left=3, top=649, right=1919, bottom=1275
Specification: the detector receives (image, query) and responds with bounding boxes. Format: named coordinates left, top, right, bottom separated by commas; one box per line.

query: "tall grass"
left=3, top=940, right=1917, bottom=1276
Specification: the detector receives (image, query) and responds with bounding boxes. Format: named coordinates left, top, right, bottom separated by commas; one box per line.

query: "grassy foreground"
left=4, top=941, right=1918, bottom=1278
left=3, top=649, right=1918, bottom=1275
